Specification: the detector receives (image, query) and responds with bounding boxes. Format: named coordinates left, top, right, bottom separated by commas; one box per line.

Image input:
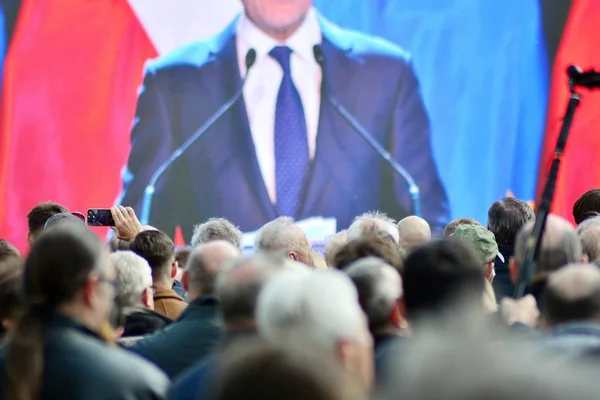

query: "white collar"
left=237, top=8, right=322, bottom=64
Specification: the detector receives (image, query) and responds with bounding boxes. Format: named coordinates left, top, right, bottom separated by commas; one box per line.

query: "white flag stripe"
left=127, top=0, right=243, bottom=55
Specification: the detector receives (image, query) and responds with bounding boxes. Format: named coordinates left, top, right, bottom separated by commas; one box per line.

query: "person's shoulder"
left=322, top=18, right=412, bottom=65
left=146, top=21, right=236, bottom=73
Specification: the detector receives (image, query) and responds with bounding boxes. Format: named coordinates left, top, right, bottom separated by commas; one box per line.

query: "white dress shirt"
left=236, top=8, right=322, bottom=204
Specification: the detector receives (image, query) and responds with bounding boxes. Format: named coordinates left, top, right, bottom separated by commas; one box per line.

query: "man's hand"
left=111, top=206, right=143, bottom=242
left=500, top=294, right=540, bottom=328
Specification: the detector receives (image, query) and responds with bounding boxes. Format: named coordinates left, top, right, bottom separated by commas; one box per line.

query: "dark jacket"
left=373, top=333, right=403, bottom=386
left=0, top=313, right=169, bottom=400
left=117, top=15, right=449, bottom=239
left=130, top=296, right=222, bottom=379
left=493, top=244, right=515, bottom=300
left=544, top=322, right=600, bottom=358
left=170, top=329, right=256, bottom=400
left=123, top=306, right=173, bottom=338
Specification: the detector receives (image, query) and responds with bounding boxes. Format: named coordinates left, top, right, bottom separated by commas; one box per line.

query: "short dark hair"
left=0, top=240, right=20, bottom=264
left=27, top=202, right=68, bottom=237
left=443, top=218, right=482, bottom=238
left=0, top=271, right=23, bottom=337
left=333, top=234, right=404, bottom=273
left=487, top=198, right=535, bottom=246
left=402, top=239, right=485, bottom=319
left=573, top=189, right=600, bottom=225
left=129, top=230, right=174, bottom=279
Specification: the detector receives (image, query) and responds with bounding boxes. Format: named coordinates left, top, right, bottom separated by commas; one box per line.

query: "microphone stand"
left=514, top=76, right=581, bottom=298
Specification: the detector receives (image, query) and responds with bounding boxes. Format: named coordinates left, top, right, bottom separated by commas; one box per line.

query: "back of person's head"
left=577, top=217, right=600, bottom=262
left=402, top=239, right=485, bottom=320
left=333, top=234, right=404, bottom=273
left=0, top=241, right=21, bottom=284
left=443, top=217, right=482, bottom=238
left=345, top=257, right=402, bottom=334
left=257, top=269, right=373, bottom=388
left=110, top=251, right=153, bottom=309
left=397, top=216, right=431, bottom=250
left=573, top=189, right=600, bottom=225
left=6, top=224, right=113, bottom=400
left=0, top=270, right=23, bottom=337
left=184, top=241, right=240, bottom=301
left=324, top=230, right=348, bottom=267
left=0, top=239, right=20, bottom=264
left=347, top=211, right=399, bottom=243
left=26, top=202, right=68, bottom=242
left=191, top=218, right=243, bottom=250
left=254, top=217, right=314, bottom=266
left=216, top=255, right=284, bottom=329
left=487, top=197, right=535, bottom=246
left=129, top=230, right=175, bottom=282
left=386, top=323, right=600, bottom=400
left=208, top=339, right=366, bottom=400
left=542, top=264, right=600, bottom=327
left=514, top=214, right=582, bottom=279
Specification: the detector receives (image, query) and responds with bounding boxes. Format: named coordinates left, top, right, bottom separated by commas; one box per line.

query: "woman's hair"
left=5, top=225, right=104, bottom=400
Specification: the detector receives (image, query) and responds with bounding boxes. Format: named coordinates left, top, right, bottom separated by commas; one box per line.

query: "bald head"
left=397, top=216, right=431, bottom=250
left=216, top=255, right=285, bottom=329
left=543, top=264, right=600, bottom=326
left=185, top=240, right=240, bottom=300
left=514, top=215, right=582, bottom=277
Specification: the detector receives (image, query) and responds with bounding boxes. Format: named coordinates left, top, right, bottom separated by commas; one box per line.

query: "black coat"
left=0, top=313, right=169, bottom=400
left=123, top=306, right=172, bottom=337
left=130, top=296, right=222, bottom=379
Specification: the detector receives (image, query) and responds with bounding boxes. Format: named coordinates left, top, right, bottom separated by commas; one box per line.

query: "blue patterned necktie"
left=269, top=46, right=309, bottom=217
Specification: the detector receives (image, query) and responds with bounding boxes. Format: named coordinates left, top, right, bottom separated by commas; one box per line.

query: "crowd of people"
left=2, top=190, right=600, bottom=399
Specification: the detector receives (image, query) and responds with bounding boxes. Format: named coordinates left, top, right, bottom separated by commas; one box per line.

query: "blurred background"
left=0, top=0, right=598, bottom=251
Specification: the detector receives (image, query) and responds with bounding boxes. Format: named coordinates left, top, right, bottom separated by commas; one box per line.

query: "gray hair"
left=254, top=217, right=307, bottom=255
left=257, top=269, right=368, bottom=355
left=216, top=255, right=285, bottom=325
left=110, top=251, right=152, bottom=308
left=191, top=218, right=243, bottom=250
left=577, top=217, right=600, bottom=262
left=347, top=211, right=399, bottom=243
left=345, top=257, right=402, bottom=333
left=514, top=215, right=582, bottom=276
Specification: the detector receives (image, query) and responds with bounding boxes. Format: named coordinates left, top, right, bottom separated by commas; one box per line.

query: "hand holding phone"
left=110, top=206, right=143, bottom=241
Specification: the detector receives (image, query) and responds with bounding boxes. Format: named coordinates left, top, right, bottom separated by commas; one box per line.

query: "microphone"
left=567, top=65, right=600, bottom=89
left=140, top=49, right=257, bottom=224
left=312, top=45, right=421, bottom=217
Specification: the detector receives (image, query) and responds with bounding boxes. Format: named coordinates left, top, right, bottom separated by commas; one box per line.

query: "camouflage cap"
left=450, top=224, right=504, bottom=263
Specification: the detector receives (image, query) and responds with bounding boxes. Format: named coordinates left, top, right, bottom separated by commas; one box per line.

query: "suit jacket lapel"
left=202, top=19, right=278, bottom=222
left=300, top=17, right=362, bottom=218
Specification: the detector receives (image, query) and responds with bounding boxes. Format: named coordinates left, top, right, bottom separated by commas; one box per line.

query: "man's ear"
left=182, top=269, right=189, bottom=292
left=27, top=231, right=34, bottom=246
left=509, top=257, right=520, bottom=285
left=390, top=300, right=403, bottom=328
left=487, top=262, right=495, bottom=283
left=582, top=253, right=589, bottom=263
left=171, top=261, right=178, bottom=279
left=288, top=252, right=298, bottom=261
left=397, top=297, right=408, bottom=322
left=82, top=276, right=98, bottom=307
left=142, top=287, right=154, bottom=310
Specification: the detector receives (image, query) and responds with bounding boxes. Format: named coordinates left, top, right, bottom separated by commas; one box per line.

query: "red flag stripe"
left=0, top=0, right=158, bottom=251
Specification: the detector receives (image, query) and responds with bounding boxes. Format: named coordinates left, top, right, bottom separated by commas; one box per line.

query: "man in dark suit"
left=118, top=0, right=449, bottom=240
